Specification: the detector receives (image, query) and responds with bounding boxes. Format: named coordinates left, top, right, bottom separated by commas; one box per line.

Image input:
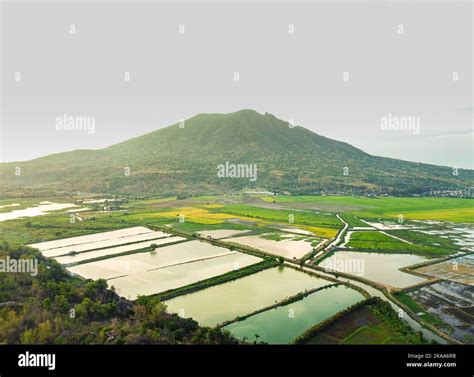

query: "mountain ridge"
left=1, top=109, right=472, bottom=197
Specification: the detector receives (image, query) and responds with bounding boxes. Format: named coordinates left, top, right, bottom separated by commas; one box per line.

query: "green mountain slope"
left=1, top=110, right=472, bottom=196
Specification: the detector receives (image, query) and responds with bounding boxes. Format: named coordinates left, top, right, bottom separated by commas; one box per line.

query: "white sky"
left=1, top=1, right=473, bottom=168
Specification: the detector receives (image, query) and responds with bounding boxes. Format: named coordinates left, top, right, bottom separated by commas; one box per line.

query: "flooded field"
left=56, top=236, right=186, bottom=265
left=29, top=226, right=153, bottom=252
left=165, top=266, right=331, bottom=327
left=359, top=220, right=415, bottom=230
left=319, top=251, right=427, bottom=288
left=416, top=254, right=474, bottom=285
left=416, top=225, right=474, bottom=251
left=66, top=208, right=92, bottom=213
left=303, top=304, right=406, bottom=345
left=29, top=225, right=265, bottom=301
left=67, top=240, right=236, bottom=279
left=0, top=202, right=77, bottom=222
left=224, top=285, right=364, bottom=344
left=108, top=252, right=262, bottom=300
left=197, top=229, right=252, bottom=239
left=225, top=233, right=314, bottom=260
left=83, top=198, right=120, bottom=204
left=278, top=227, right=314, bottom=236
left=407, top=281, right=474, bottom=343
left=40, top=231, right=171, bottom=258
left=0, top=203, right=20, bottom=210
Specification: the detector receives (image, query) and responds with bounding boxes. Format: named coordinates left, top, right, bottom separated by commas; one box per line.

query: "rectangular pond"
left=108, top=252, right=263, bottom=300
left=416, top=254, right=474, bottom=286
left=319, top=251, right=427, bottom=288
left=41, top=231, right=171, bottom=258
left=165, top=266, right=332, bottom=327
left=29, top=226, right=153, bottom=252
left=224, top=284, right=365, bottom=344
left=225, top=234, right=314, bottom=260
left=66, top=240, right=235, bottom=280
left=56, top=236, right=186, bottom=265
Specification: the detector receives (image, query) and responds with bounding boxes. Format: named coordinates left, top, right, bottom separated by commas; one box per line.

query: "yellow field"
left=200, top=204, right=225, bottom=209
left=300, top=226, right=338, bottom=238
left=385, top=207, right=474, bottom=223
left=155, top=207, right=254, bottom=224
left=154, top=206, right=341, bottom=236
left=254, top=221, right=336, bottom=239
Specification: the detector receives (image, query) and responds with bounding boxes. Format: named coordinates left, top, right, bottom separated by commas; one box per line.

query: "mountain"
left=1, top=109, right=472, bottom=197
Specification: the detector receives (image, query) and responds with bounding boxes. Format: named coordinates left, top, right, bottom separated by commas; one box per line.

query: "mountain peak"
left=1, top=110, right=472, bottom=196
left=232, top=109, right=262, bottom=116
left=189, top=109, right=267, bottom=124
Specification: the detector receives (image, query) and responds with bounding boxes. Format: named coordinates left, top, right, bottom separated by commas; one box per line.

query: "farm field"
left=298, top=298, right=426, bottom=345
left=415, top=254, right=474, bottom=285
left=197, top=229, right=253, bottom=239
left=0, top=195, right=472, bottom=345
left=28, top=226, right=154, bottom=252
left=156, top=205, right=340, bottom=239
left=412, top=226, right=474, bottom=252
left=36, top=230, right=171, bottom=258
left=165, top=266, right=331, bottom=327
left=278, top=227, right=314, bottom=235
left=224, top=233, right=319, bottom=260
left=395, top=281, right=474, bottom=344
left=216, top=204, right=341, bottom=228
left=386, top=228, right=471, bottom=253
left=55, top=236, right=186, bottom=265
left=345, top=231, right=454, bottom=257
left=153, top=207, right=250, bottom=225
left=27, top=225, right=264, bottom=301
left=319, top=251, right=427, bottom=288
left=259, top=196, right=474, bottom=223
left=66, top=240, right=237, bottom=280
left=224, top=285, right=364, bottom=344
left=108, top=252, right=263, bottom=300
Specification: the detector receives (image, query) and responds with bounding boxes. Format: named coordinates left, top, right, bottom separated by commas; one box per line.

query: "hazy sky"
left=1, top=1, right=473, bottom=168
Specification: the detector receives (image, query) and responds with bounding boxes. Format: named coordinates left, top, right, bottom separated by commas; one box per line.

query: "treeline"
left=0, top=243, right=237, bottom=344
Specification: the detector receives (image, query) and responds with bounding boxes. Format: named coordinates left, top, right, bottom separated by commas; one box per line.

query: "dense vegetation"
left=1, top=110, right=472, bottom=197
left=0, top=244, right=237, bottom=344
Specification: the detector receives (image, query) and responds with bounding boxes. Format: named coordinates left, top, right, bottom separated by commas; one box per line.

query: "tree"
left=35, top=320, right=54, bottom=343
left=42, top=298, right=52, bottom=311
